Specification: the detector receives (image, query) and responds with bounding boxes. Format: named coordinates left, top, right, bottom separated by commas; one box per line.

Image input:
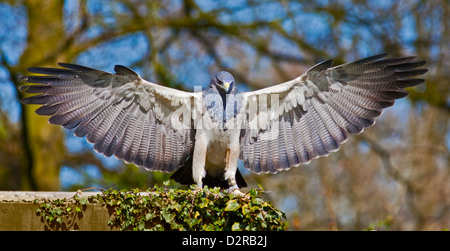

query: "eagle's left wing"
left=239, top=53, right=427, bottom=174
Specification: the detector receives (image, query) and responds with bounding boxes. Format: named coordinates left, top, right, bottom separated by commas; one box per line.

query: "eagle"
left=20, top=53, right=427, bottom=194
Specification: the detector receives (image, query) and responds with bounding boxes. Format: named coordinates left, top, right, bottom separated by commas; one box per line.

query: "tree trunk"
left=18, top=0, right=67, bottom=190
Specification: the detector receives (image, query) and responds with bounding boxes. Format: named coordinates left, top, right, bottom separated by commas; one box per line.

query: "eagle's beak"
left=224, top=81, right=231, bottom=93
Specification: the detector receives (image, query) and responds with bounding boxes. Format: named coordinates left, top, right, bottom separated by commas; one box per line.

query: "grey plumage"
left=20, top=54, right=427, bottom=191
left=239, top=53, right=427, bottom=174
left=21, top=63, right=196, bottom=176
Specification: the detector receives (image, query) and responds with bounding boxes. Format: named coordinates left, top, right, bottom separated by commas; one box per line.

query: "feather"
left=160, top=130, right=172, bottom=172
left=276, top=117, right=291, bottom=170
left=48, top=97, right=100, bottom=127
left=343, top=53, right=388, bottom=67
left=314, top=101, right=347, bottom=146
left=251, top=141, right=262, bottom=174
left=267, top=135, right=279, bottom=173
left=105, top=105, right=136, bottom=157
left=93, top=108, right=127, bottom=154
left=124, top=113, right=145, bottom=163
left=338, top=91, right=383, bottom=117
left=306, top=59, right=334, bottom=73
left=343, top=86, right=399, bottom=105
left=154, top=127, right=166, bottom=171
left=298, top=109, right=318, bottom=160
left=144, top=123, right=158, bottom=170
left=19, top=83, right=86, bottom=94
left=282, top=113, right=299, bottom=168
left=328, top=95, right=374, bottom=129
left=257, top=131, right=270, bottom=173
left=167, top=132, right=181, bottom=173
left=244, top=131, right=255, bottom=172
left=19, top=76, right=61, bottom=85
left=256, top=132, right=268, bottom=173
left=309, top=99, right=339, bottom=152
left=305, top=104, right=328, bottom=156
left=114, top=65, right=139, bottom=78
left=114, top=107, right=139, bottom=159
left=58, top=62, right=101, bottom=72
left=396, top=78, right=425, bottom=88
left=66, top=98, right=111, bottom=130
left=169, top=130, right=182, bottom=172
left=27, top=67, right=78, bottom=79
left=289, top=109, right=310, bottom=164
left=76, top=103, right=115, bottom=139
left=135, top=120, right=151, bottom=167
left=83, top=104, right=121, bottom=140
left=22, top=89, right=94, bottom=112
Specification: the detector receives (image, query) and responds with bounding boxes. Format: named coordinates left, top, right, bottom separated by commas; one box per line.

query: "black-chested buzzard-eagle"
left=20, top=53, right=427, bottom=194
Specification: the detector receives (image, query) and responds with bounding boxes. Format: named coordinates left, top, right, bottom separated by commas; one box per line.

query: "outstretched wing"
left=20, top=63, right=200, bottom=173
left=239, top=53, right=427, bottom=174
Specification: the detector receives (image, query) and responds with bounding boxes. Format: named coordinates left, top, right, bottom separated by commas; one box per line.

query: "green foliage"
left=34, top=194, right=89, bottom=230
left=97, top=184, right=286, bottom=231
left=34, top=185, right=287, bottom=231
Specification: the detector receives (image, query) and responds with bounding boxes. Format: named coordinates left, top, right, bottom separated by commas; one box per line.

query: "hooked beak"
left=224, top=81, right=231, bottom=93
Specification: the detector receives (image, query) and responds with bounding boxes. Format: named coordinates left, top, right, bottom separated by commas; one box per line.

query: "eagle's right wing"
left=20, top=63, right=201, bottom=173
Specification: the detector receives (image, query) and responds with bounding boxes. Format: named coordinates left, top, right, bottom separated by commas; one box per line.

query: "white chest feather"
left=202, top=128, right=239, bottom=167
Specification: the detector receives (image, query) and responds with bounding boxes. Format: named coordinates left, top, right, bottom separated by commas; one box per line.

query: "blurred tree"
left=0, top=0, right=448, bottom=230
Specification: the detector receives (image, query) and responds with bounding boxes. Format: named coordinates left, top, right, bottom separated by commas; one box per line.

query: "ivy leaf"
left=162, top=210, right=175, bottom=223
left=241, top=204, right=249, bottom=215
left=79, top=197, right=89, bottom=205
left=232, top=222, right=241, bottom=231
left=199, top=200, right=208, bottom=208
left=145, top=213, right=154, bottom=221
left=138, top=221, right=145, bottom=231
left=225, top=200, right=240, bottom=211
left=173, top=203, right=182, bottom=211
left=252, top=197, right=263, bottom=205
left=185, top=218, right=201, bottom=228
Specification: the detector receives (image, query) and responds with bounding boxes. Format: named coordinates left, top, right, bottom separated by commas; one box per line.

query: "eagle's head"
left=212, top=71, right=235, bottom=94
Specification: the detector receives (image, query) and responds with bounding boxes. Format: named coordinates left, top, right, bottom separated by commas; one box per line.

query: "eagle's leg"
left=224, top=144, right=246, bottom=196
left=192, top=132, right=208, bottom=190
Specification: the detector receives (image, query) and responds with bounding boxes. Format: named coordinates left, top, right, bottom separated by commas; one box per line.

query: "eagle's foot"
left=227, top=185, right=248, bottom=198
left=193, top=186, right=203, bottom=196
